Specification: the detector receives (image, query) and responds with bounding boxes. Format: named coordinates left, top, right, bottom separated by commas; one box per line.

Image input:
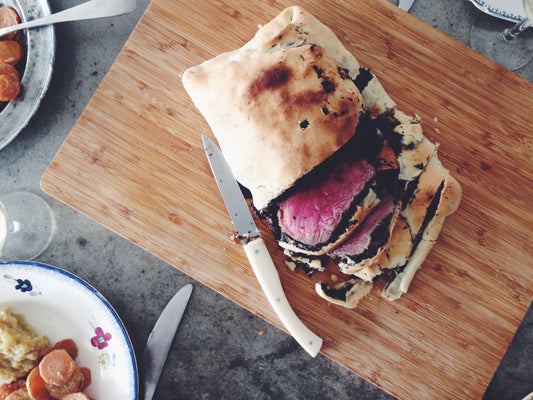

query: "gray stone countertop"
left=1, top=0, right=532, bottom=399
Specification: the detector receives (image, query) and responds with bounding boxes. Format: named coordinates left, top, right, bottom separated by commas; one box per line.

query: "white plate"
left=468, top=0, right=526, bottom=22
left=0, top=0, right=55, bottom=151
left=0, top=261, right=138, bottom=399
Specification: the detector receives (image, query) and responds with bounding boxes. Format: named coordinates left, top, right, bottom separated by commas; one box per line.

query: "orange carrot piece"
left=59, top=393, right=90, bottom=400
left=4, top=389, right=31, bottom=400
left=26, top=367, right=53, bottom=400
left=39, top=349, right=76, bottom=387
left=0, top=62, right=19, bottom=101
left=0, top=380, right=26, bottom=400
left=45, top=367, right=85, bottom=400
left=0, top=7, right=20, bottom=40
left=53, top=339, right=78, bottom=361
left=0, top=62, right=18, bottom=80
left=0, top=73, right=19, bottom=101
left=0, top=41, right=23, bottom=65
left=78, top=368, right=91, bottom=391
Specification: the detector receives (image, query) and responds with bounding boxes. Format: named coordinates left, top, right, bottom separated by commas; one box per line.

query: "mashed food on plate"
left=0, top=307, right=50, bottom=384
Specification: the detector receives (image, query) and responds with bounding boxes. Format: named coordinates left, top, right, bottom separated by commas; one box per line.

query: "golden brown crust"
left=184, top=44, right=364, bottom=210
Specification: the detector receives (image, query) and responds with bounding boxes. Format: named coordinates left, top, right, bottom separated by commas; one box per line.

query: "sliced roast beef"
left=331, top=193, right=395, bottom=257
left=277, top=159, right=375, bottom=246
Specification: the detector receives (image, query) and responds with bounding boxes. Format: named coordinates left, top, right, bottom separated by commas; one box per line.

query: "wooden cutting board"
left=41, top=0, right=533, bottom=398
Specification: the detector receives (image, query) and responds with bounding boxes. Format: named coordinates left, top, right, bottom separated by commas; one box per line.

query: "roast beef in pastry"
left=183, top=6, right=462, bottom=308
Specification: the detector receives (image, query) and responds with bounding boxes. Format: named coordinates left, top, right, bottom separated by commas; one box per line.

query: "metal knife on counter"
left=202, top=135, right=322, bottom=358
left=141, top=283, right=193, bottom=400
left=389, top=0, right=415, bottom=12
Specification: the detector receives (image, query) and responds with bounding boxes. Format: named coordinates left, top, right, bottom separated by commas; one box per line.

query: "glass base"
left=0, top=192, right=55, bottom=261
left=470, top=14, right=533, bottom=71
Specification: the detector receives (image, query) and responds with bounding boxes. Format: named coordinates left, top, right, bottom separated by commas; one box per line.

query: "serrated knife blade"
left=141, top=283, right=193, bottom=400
left=202, top=135, right=322, bottom=357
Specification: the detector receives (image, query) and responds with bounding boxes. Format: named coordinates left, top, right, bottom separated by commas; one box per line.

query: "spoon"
left=0, top=0, right=137, bottom=37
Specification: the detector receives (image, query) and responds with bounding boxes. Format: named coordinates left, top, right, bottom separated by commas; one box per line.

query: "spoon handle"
left=0, top=0, right=137, bottom=37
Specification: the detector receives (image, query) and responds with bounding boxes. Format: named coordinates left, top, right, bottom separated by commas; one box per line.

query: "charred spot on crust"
left=319, top=281, right=354, bottom=301
left=321, top=80, right=336, bottom=93
left=313, top=65, right=325, bottom=79
left=287, top=258, right=321, bottom=276
left=312, top=64, right=336, bottom=93
left=411, top=181, right=445, bottom=254
left=300, top=119, right=310, bottom=129
left=249, top=65, right=291, bottom=97
left=353, top=67, right=373, bottom=92
left=332, top=109, right=349, bottom=118
left=337, top=66, right=351, bottom=80
left=322, top=107, right=330, bottom=115
left=401, top=176, right=420, bottom=210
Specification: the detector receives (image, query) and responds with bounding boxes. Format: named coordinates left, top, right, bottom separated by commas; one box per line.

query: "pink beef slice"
left=277, top=159, right=375, bottom=246
left=331, top=193, right=395, bottom=257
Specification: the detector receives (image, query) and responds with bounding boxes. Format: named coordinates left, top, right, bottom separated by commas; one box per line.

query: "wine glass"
left=470, top=0, right=533, bottom=71
left=0, top=191, right=55, bottom=261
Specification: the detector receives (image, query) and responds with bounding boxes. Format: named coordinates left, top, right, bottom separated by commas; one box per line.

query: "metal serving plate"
left=0, top=0, right=55, bottom=151
left=468, top=0, right=526, bottom=22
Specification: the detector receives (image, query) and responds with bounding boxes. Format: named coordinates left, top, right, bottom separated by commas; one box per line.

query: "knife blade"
left=388, top=0, right=415, bottom=12
left=398, top=0, right=414, bottom=11
left=202, top=135, right=323, bottom=357
left=141, top=283, right=193, bottom=400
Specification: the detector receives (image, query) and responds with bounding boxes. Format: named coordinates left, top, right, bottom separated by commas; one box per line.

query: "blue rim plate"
left=0, top=261, right=138, bottom=399
left=0, top=0, right=55, bottom=151
left=468, top=0, right=526, bottom=22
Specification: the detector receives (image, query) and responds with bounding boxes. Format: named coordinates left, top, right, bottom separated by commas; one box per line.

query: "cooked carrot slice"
left=45, top=367, right=85, bottom=400
left=26, top=367, right=53, bottom=400
left=78, top=367, right=91, bottom=390
left=0, top=62, right=18, bottom=80
left=53, top=339, right=79, bottom=361
left=0, top=7, right=21, bottom=40
left=0, top=380, right=26, bottom=400
left=59, top=393, right=90, bottom=400
left=0, top=68, right=20, bottom=101
left=39, top=349, right=76, bottom=387
left=0, top=41, right=23, bottom=65
left=4, top=389, right=31, bottom=400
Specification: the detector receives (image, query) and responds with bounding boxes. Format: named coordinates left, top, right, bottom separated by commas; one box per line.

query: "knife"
left=388, top=0, right=415, bottom=12
left=141, top=283, right=193, bottom=400
left=202, top=135, right=323, bottom=357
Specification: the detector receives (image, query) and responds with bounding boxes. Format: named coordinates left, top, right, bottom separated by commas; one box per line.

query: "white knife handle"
left=243, top=238, right=323, bottom=357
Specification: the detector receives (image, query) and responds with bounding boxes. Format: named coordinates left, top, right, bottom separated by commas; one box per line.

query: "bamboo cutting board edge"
left=41, top=0, right=533, bottom=399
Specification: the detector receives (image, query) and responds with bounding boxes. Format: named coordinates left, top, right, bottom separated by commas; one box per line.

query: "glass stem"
left=503, top=18, right=531, bottom=41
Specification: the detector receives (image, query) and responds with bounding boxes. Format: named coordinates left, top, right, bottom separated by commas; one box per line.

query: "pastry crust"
left=315, top=279, right=373, bottom=309
left=183, top=6, right=462, bottom=308
left=184, top=42, right=364, bottom=211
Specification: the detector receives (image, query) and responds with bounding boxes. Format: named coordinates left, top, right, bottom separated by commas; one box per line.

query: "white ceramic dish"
left=468, top=0, right=526, bottom=22
left=0, top=0, right=55, bottom=151
left=0, top=261, right=138, bottom=399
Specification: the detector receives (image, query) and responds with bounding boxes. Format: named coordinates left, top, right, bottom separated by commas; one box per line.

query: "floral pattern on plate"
left=0, top=261, right=138, bottom=399
left=468, top=0, right=526, bottom=22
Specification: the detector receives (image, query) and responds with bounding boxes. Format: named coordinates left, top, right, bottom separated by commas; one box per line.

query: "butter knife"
left=202, top=135, right=322, bottom=357
left=141, top=283, right=193, bottom=400
left=389, top=0, right=415, bottom=12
